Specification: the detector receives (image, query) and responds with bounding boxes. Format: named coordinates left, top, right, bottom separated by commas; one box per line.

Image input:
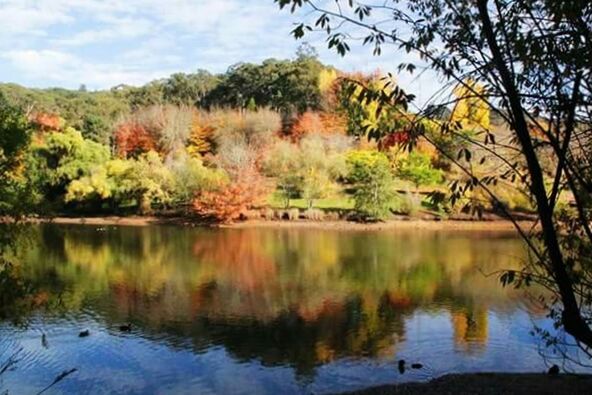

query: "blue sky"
left=0, top=0, right=439, bottom=104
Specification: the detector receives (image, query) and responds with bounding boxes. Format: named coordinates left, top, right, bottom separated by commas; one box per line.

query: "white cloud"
left=0, top=2, right=70, bottom=36
left=2, top=49, right=173, bottom=88
left=53, top=17, right=153, bottom=47
left=0, top=0, right=442, bottom=106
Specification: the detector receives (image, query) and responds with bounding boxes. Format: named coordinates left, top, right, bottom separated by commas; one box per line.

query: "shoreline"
left=337, top=373, right=592, bottom=395
left=3, top=215, right=536, bottom=232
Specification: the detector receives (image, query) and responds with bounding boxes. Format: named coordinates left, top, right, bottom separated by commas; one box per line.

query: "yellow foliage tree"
left=318, top=68, right=338, bottom=94
left=187, top=112, right=214, bottom=157
left=451, top=80, right=490, bottom=130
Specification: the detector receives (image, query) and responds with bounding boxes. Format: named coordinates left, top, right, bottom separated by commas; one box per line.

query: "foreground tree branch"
left=275, top=0, right=592, bottom=355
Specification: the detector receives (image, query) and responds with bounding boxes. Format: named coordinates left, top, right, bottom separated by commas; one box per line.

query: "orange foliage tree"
left=289, top=111, right=346, bottom=141
left=192, top=169, right=269, bottom=223
left=378, top=130, right=410, bottom=150
left=114, top=122, right=156, bottom=158
left=30, top=112, right=62, bottom=132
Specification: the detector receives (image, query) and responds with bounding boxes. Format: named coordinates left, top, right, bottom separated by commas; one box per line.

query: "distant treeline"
left=0, top=53, right=328, bottom=143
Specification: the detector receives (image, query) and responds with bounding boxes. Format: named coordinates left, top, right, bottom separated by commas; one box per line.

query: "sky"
left=0, top=0, right=440, bottom=105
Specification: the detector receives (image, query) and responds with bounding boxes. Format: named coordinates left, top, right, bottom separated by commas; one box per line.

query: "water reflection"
left=2, top=225, right=549, bottom=394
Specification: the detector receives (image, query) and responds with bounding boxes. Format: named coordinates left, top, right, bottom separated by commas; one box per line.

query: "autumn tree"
left=191, top=109, right=280, bottom=222
left=299, top=134, right=347, bottom=208
left=275, top=0, right=592, bottom=357
left=30, top=112, right=62, bottom=132
left=114, top=122, right=156, bottom=158
left=187, top=111, right=216, bottom=157
left=451, top=80, right=490, bottom=130
left=193, top=169, right=269, bottom=223
left=289, top=111, right=347, bottom=140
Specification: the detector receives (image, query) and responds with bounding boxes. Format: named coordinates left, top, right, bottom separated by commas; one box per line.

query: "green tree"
left=31, top=127, right=110, bottom=204
left=120, top=151, right=174, bottom=214
left=168, top=152, right=227, bottom=208
left=346, top=150, right=395, bottom=220
left=397, top=152, right=443, bottom=191
left=263, top=139, right=302, bottom=208
left=65, top=158, right=131, bottom=211
left=204, top=58, right=324, bottom=114
left=163, top=70, right=220, bottom=106
left=298, top=134, right=346, bottom=208
left=81, top=114, right=110, bottom=145
left=264, top=134, right=348, bottom=209
left=0, top=92, right=32, bottom=215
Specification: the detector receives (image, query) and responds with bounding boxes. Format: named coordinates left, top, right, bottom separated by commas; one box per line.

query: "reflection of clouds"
left=11, top=225, right=550, bottom=390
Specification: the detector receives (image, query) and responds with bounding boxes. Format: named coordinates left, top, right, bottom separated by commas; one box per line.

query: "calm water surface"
left=1, top=224, right=554, bottom=394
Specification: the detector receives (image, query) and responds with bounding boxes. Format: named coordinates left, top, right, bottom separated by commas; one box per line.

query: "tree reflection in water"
left=10, top=224, right=544, bottom=379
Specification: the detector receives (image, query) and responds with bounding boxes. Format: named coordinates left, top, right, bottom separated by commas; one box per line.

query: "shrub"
left=399, top=191, right=421, bottom=217
left=274, top=209, right=285, bottom=220
left=397, top=151, right=444, bottom=191
left=303, top=208, right=325, bottom=221
left=324, top=211, right=340, bottom=221
left=287, top=208, right=300, bottom=220
left=346, top=150, right=396, bottom=220
left=262, top=207, right=275, bottom=220
left=241, top=209, right=261, bottom=220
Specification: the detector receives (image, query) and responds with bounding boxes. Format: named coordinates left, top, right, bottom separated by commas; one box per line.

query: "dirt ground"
left=7, top=215, right=536, bottom=232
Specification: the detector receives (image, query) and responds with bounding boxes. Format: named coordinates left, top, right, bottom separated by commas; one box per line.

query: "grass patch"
left=266, top=193, right=354, bottom=210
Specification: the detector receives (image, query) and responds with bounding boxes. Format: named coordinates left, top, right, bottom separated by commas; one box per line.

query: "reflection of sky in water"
left=0, top=225, right=586, bottom=394
left=2, top=312, right=552, bottom=395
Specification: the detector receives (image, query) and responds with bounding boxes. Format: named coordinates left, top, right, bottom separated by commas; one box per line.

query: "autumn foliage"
left=378, top=130, right=410, bottom=150
left=192, top=169, right=269, bottom=223
left=288, top=111, right=346, bottom=141
left=187, top=112, right=215, bottom=157
left=114, top=122, right=156, bottom=158
left=30, top=112, right=62, bottom=132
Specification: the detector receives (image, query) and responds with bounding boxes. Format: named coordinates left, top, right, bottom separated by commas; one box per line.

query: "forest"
left=0, top=49, right=531, bottom=223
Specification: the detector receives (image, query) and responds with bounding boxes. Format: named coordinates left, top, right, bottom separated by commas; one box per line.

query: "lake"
left=0, top=224, right=554, bottom=394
